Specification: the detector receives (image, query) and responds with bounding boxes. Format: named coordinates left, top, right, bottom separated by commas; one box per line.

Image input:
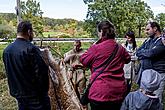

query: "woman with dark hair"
left=123, top=31, right=138, bottom=94
left=80, top=20, right=131, bottom=110
left=124, top=31, right=137, bottom=52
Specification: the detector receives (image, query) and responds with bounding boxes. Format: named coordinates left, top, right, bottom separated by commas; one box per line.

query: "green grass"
left=37, top=42, right=92, bottom=57
left=0, top=78, right=17, bottom=110
left=43, top=32, right=65, bottom=37
left=0, top=44, right=8, bottom=79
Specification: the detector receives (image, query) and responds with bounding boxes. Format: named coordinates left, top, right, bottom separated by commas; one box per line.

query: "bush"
left=0, top=44, right=7, bottom=79
left=0, top=24, right=16, bottom=39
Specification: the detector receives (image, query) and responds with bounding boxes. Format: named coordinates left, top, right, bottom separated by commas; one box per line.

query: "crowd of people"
left=2, top=20, right=165, bottom=110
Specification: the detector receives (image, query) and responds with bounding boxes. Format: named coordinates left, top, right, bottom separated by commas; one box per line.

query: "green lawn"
left=0, top=78, right=17, bottom=110
left=0, top=44, right=8, bottom=79
left=43, top=32, right=65, bottom=37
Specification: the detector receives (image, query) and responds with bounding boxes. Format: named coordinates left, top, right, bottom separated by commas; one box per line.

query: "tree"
left=20, top=0, right=44, bottom=37
left=0, top=13, right=17, bottom=26
left=83, top=0, right=154, bottom=38
left=0, top=24, right=15, bottom=39
left=155, top=13, right=165, bottom=31
left=0, top=14, right=16, bottom=39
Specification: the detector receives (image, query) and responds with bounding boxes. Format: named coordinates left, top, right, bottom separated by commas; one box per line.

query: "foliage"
left=0, top=13, right=88, bottom=38
left=155, top=13, right=165, bottom=31
left=43, top=18, right=88, bottom=38
left=0, top=13, right=17, bottom=39
left=0, top=44, right=7, bottom=79
left=0, top=24, right=16, bottom=39
left=20, top=0, right=44, bottom=37
left=43, top=32, right=61, bottom=37
left=83, top=0, right=154, bottom=38
left=0, top=13, right=17, bottom=25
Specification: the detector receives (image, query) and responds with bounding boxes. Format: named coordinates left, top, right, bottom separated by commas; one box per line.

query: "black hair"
left=148, top=22, right=161, bottom=33
left=125, top=31, right=137, bottom=50
left=17, top=21, right=32, bottom=34
left=97, top=20, right=116, bottom=39
left=74, top=40, right=81, bottom=47
left=74, top=39, right=81, bottom=44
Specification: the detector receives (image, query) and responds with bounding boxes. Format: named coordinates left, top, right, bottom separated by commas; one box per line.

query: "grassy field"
left=0, top=44, right=17, bottom=110
left=43, top=32, right=63, bottom=37
left=0, top=79, right=17, bottom=110
left=0, top=44, right=7, bottom=79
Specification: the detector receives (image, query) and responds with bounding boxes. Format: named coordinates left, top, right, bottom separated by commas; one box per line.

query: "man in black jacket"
left=3, top=21, right=51, bottom=110
left=136, top=21, right=165, bottom=103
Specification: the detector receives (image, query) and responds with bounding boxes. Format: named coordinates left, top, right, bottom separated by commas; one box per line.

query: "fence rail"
left=0, top=38, right=146, bottom=43
left=33, top=38, right=146, bottom=42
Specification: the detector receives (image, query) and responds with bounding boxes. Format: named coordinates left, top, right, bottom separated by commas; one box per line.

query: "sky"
left=0, top=0, right=164, bottom=21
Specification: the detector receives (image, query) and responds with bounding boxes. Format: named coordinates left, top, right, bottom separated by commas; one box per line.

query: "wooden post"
left=16, top=0, right=22, bottom=24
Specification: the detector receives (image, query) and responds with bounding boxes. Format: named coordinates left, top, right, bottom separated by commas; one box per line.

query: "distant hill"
left=0, top=13, right=87, bottom=38
left=0, top=13, right=83, bottom=27
left=0, top=13, right=17, bottom=22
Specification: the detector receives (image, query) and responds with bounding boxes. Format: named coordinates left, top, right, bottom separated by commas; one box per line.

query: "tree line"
left=0, top=0, right=165, bottom=39
left=83, top=0, right=165, bottom=38
left=0, top=13, right=86, bottom=39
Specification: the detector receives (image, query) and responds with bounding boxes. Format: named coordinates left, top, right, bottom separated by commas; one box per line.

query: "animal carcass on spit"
left=41, top=48, right=83, bottom=110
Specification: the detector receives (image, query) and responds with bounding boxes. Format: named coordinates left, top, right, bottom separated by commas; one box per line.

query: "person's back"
left=121, top=69, right=163, bottom=110
left=3, top=38, right=49, bottom=97
left=80, top=20, right=131, bottom=110
left=3, top=21, right=50, bottom=110
left=81, top=33, right=130, bottom=102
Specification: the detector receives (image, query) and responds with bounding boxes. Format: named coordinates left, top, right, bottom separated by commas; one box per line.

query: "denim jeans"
left=16, top=95, right=51, bottom=110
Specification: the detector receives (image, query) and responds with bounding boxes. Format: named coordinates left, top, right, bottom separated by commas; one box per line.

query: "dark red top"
left=80, top=38, right=131, bottom=102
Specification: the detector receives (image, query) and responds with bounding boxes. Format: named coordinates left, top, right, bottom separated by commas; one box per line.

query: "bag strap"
left=86, top=44, right=119, bottom=90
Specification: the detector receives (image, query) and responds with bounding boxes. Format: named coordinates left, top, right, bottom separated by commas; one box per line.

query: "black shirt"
left=3, top=38, right=49, bottom=98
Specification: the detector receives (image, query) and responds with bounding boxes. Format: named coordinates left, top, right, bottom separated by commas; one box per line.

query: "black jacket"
left=137, top=37, right=165, bottom=73
left=3, top=38, right=49, bottom=98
